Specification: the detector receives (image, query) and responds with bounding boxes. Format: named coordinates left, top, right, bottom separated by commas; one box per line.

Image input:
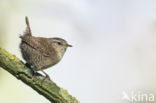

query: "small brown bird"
left=20, top=16, right=72, bottom=79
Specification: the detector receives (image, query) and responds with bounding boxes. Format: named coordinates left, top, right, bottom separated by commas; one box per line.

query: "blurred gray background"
left=0, top=0, right=156, bottom=103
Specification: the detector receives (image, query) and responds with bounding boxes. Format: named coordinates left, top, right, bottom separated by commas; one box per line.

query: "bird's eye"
left=57, top=42, right=62, bottom=45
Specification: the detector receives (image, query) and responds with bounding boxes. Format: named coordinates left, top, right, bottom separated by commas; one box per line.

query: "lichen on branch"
left=0, top=48, right=79, bottom=103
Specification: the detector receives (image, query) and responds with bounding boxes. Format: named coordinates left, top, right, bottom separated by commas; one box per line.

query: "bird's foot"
left=24, top=63, right=40, bottom=80
left=41, top=70, right=51, bottom=84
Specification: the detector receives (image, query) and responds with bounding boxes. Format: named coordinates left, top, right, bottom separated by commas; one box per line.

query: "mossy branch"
left=0, top=48, right=79, bottom=103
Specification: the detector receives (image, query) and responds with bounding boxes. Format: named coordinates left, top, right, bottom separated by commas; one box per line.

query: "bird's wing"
left=20, top=36, right=51, bottom=57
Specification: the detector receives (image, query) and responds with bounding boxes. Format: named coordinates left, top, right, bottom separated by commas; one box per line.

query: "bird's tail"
left=22, top=16, right=32, bottom=37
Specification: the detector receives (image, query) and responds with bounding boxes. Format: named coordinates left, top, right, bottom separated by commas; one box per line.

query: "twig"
left=0, top=48, right=79, bottom=103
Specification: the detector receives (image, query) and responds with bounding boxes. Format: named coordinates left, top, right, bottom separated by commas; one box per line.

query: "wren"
left=20, top=16, right=72, bottom=79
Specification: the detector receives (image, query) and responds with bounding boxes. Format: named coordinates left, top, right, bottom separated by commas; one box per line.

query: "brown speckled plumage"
left=20, top=17, right=72, bottom=78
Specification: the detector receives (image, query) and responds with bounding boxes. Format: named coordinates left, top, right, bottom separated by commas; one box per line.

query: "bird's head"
left=49, top=37, right=72, bottom=58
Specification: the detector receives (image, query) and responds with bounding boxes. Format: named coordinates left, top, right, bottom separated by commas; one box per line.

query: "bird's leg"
left=41, top=70, right=50, bottom=79
left=41, top=70, right=50, bottom=83
left=25, top=62, right=31, bottom=68
left=25, top=63, right=38, bottom=79
left=25, top=63, right=50, bottom=82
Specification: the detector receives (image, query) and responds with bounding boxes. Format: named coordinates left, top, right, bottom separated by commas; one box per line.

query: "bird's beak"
left=64, top=44, right=72, bottom=47
left=67, top=44, right=72, bottom=47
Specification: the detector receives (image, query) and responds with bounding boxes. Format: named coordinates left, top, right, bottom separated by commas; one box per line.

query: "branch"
left=0, top=48, right=79, bottom=103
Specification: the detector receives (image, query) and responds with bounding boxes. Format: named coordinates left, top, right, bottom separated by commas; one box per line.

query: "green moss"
left=59, top=88, right=79, bottom=103
left=0, top=48, right=20, bottom=62
left=0, top=48, right=79, bottom=103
